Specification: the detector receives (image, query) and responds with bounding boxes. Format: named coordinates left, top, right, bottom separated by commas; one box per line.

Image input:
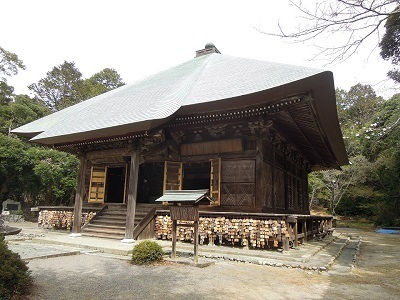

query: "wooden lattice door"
left=221, top=160, right=255, bottom=206
left=88, top=166, right=107, bottom=203
left=210, top=158, right=221, bottom=206
left=163, top=161, right=182, bottom=194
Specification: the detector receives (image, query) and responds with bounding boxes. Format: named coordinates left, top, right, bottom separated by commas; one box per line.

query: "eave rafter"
left=274, top=98, right=339, bottom=169
left=169, top=95, right=306, bottom=128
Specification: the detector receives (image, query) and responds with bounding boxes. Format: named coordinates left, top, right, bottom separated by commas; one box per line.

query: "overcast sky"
left=1, top=0, right=396, bottom=98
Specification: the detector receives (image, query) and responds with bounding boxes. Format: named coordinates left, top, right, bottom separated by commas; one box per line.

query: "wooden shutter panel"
left=210, top=158, right=221, bottom=206
left=88, top=166, right=107, bottom=203
left=163, top=161, right=182, bottom=194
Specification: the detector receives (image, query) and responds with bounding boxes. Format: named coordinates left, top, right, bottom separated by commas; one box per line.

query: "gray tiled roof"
left=12, top=53, right=323, bottom=144
left=155, top=189, right=212, bottom=204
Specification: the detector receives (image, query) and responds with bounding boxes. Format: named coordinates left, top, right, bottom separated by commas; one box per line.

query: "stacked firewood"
left=155, top=215, right=288, bottom=249
left=38, top=210, right=96, bottom=230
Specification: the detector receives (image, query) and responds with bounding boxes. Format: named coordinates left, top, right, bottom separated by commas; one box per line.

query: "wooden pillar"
left=284, top=171, right=288, bottom=210
left=304, top=172, right=310, bottom=213
left=302, top=218, right=308, bottom=243
left=272, top=144, right=276, bottom=211
left=255, top=139, right=264, bottom=209
left=71, top=153, right=87, bottom=236
left=123, top=151, right=139, bottom=242
left=294, top=175, right=298, bottom=212
left=171, top=219, right=177, bottom=259
left=294, top=219, right=299, bottom=247
left=311, top=218, right=315, bottom=237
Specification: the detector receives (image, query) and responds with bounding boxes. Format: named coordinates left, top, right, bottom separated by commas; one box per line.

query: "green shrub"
left=131, top=240, right=164, bottom=265
left=0, top=235, right=33, bottom=300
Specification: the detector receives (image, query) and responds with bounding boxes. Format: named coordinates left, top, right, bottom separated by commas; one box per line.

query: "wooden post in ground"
left=282, top=235, right=290, bottom=251
left=71, top=153, right=86, bottom=237
left=311, top=218, right=315, bottom=237
left=302, top=219, right=308, bottom=243
left=171, top=219, right=177, bottom=259
left=294, top=219, right=299, bottom=247
left=122, top=151, right=139, bottom=243
left=194, top=220, right=199, bottom=264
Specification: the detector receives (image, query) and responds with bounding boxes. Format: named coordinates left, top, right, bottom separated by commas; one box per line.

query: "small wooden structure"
left=12, top=43, right=348, bottom=246
left=156, top=190, right=212, bottom=263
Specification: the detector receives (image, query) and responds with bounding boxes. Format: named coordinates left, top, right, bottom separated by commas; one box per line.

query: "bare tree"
left=260, top=1, right=400, bottom=63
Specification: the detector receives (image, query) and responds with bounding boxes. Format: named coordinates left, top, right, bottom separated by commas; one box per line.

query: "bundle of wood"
left=155, top=215, right=289, bottom=249
left=38, top=210, right=96, bottom=230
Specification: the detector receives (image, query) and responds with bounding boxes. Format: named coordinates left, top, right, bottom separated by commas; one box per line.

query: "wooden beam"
left=123, top=151, right=139, bottom=241
left=71, top=153, right=87, bottom=235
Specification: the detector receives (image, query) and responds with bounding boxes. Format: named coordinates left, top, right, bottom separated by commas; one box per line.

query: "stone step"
left=83, top=227, right=125, bottom=236
left=86, top=224, right=125, bottom=230
left=106, top=208, right=127, bottom=212
left=102, top=210, right=127, bottom=216
left=81, top=232, right=124, bottom=240
left=91, top=219, right=126, bottom=226
left=328, top=237, right=361, bottom=274
left=97, top=214, right=126, bottom=220
left=82, top=204, right=157, bottom=240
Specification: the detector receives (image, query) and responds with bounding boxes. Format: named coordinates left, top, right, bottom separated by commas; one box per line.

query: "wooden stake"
left=194, top=220, right=199, bottom=264
left=171, top=219, right=177, bottom=259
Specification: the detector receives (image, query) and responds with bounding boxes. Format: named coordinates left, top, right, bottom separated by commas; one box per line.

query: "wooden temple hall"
left=13, top=43, right=348, bottom=249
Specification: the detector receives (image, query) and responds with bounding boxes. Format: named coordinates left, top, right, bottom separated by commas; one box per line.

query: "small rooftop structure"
left=155, top=190, right=212, bottom=205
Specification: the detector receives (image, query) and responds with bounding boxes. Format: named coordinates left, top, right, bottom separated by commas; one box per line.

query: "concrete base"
left=69, top=233, right=82, bottom=238
left=121, top=238, right=135, bottom=244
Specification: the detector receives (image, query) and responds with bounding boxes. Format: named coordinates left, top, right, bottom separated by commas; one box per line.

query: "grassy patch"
left=336, top=217, right=375, bottom=230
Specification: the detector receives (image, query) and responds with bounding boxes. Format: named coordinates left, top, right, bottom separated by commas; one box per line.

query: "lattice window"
left=222, top=160, right=255, bottom=182
left=221, top=183, right=255, bottom=206
left=221, top=160, right=255, bottom=206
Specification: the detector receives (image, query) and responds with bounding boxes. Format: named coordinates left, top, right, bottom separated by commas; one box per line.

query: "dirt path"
left=25, top=229, right=400, bottom=300
left=324, top=229, right=400, bottom=300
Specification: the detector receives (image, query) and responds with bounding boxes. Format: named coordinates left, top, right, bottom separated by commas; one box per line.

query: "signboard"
left=169, top=206, right=199, bottom=221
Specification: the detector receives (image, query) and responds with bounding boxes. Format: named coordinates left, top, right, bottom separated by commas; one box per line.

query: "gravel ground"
left=20, top=229, right=400, bottom=300
left=27, top=254, right=328, bottom=300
